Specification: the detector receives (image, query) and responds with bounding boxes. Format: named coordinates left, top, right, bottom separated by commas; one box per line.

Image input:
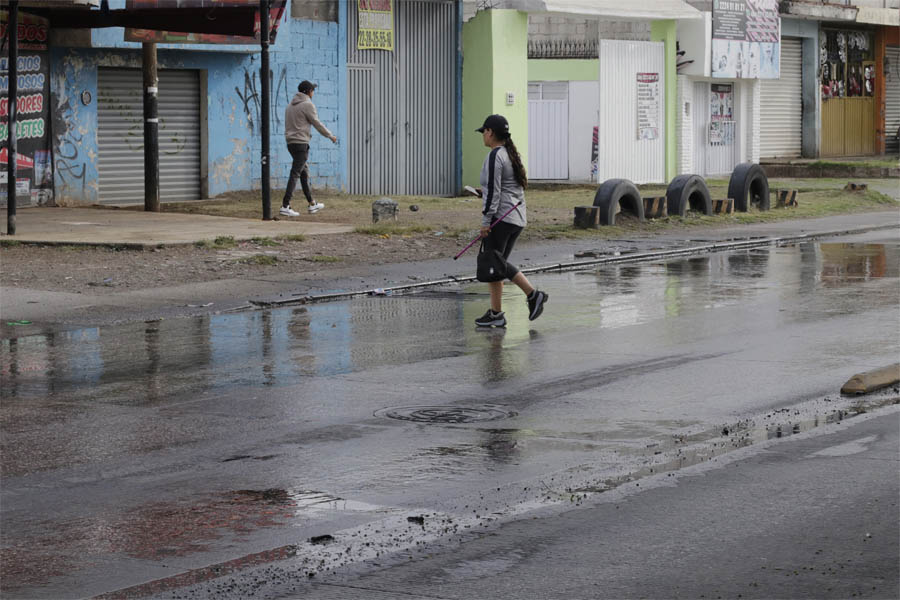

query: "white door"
left=597, top=40, right=665, bottom=184
left=693, top=80, right=739, bottom=177
left=760, top=37, right=803, bottom=158
left=528, top=82, right=568, bottom=180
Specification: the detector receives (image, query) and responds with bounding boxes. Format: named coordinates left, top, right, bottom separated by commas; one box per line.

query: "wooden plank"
left=642, top=196, right=667, bottom=219
left=711, top=198, right=734, bottom=214
left=574, top=206, right=601, bottom=228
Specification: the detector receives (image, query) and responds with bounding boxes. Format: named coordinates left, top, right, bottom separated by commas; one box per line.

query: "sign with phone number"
left=357, top=0, right=393, bottom=51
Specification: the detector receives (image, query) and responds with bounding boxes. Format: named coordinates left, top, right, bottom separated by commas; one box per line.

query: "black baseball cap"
left=476, top=114, right=509, bottom=134
left=298, top=80, right=317, bottom=94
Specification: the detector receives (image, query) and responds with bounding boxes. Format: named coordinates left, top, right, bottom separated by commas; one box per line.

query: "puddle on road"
left=2, top=241, right=896, bottom=406
left=0, top=486, right=391, bottom=592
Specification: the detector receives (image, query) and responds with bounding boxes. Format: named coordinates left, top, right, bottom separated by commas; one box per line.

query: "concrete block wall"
left=265, top=18, right=342, bottom=192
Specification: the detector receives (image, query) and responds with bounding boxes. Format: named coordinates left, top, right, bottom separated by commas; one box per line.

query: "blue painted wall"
left=50, top=0, right=343, bottom=205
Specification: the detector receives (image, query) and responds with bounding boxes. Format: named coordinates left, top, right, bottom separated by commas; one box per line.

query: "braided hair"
left=493, top=129, right=527, bottom=190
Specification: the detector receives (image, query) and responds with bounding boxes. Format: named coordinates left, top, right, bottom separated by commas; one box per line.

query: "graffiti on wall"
left=235, top=66, right=291, bottom=132
left=52, top=98, right=88, bottom=197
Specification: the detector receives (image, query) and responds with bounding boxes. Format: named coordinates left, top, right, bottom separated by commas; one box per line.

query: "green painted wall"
left=651, top=19, right=677, bottom=182
left=462, top=10, right=529, bottom=188
left=528, top=59, right=598, bottom=82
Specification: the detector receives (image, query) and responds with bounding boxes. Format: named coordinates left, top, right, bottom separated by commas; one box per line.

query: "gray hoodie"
left=284, top=92, right=333, bottom=144
left=480, top=145, right=526, bottom=228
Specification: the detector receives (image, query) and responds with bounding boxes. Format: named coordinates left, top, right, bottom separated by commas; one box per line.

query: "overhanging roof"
left=504, top=0, right=702, bottom=20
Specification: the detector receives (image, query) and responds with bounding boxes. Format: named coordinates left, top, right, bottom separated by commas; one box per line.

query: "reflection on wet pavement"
left=1, top=241, right=898, bottom=596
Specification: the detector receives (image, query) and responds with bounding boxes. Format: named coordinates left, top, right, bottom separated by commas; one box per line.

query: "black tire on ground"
left=665, top=174, right=712, bottom=217
left=592, top=178, right=645, bottom=225
left=728, top=163, right=770, bottom=212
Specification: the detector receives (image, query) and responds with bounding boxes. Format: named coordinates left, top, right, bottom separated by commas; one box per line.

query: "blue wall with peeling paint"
left=50, top=0, right=343, bottom=205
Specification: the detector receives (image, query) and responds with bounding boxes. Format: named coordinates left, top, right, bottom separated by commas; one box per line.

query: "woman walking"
left=473, top=114, right=548, bottom=328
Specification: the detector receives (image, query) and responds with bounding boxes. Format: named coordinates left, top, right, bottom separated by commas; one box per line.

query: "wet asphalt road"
left=1, top=230, right=899, bottom=599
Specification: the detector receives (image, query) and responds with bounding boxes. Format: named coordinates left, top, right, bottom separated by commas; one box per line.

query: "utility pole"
left=6, top=0, right=19, bottom=235
left=260, top=0, right=272, bottom=220
left=142, top=42, right=160, bottom=212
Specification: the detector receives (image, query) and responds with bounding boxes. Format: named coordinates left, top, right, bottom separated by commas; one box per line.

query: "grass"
left=277, top=234, right=307, bottom=242
left=195, top=236, right=237, bottom=249
left=126, top=179, right=896, bottom=245
left=354, top=223, right=435, bottom=236
left=234, top=254, right=278, bottom=265
left=250, top=236, right=282, bottom=247
left=306, top=255, right=342, bottom=263
left=0, top=239, right=21, bottom=247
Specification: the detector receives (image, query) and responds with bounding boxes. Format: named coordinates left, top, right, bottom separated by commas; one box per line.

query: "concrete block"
left=841, top=364, right=900, bottom=395
left=373, top=197, right=399, bottom=223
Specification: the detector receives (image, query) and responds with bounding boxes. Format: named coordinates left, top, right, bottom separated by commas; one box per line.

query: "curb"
left=252, top=223, right=898, bottom=308
left=841, top=364, right=900, bottom=395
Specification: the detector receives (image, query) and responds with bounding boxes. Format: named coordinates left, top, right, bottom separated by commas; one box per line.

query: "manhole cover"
left=375, top=405, right=516, bottom=424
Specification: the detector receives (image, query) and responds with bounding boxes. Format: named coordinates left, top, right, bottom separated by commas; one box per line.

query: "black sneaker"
left=527, top=290, right=548, bottom=321
left=475, top=309, right=506, bottom=328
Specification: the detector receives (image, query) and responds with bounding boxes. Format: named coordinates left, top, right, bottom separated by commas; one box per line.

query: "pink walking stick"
left=453, top=201, right=524, bottom=260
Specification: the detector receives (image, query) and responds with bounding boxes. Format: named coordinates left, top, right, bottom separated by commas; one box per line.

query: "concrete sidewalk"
left=0, top=206, right=352, bottom=247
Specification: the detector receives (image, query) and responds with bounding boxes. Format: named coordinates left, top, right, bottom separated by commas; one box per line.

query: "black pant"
left=283, top=143, right=313, bottom=207
left=481, top=220, right=523, bottom=281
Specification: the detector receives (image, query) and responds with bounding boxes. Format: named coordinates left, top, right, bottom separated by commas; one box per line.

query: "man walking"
left=281, top=80, right=337, bottom=217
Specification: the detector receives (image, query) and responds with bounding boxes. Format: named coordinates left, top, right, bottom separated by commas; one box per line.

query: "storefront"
left=820, top=28, right=877, bottom=157
left=1, top=9, right=54, bottom=207
left=676, top=0, right=782, bottom=177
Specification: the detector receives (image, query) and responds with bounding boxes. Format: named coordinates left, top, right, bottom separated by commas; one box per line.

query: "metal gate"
left=347, top=0, right=457, bottom=196
left=693, top=81, right=739, bottom=177
left=97, top=68, right=201, bottom=204
left=528, top=82, right=568, bottom=180
left=597, top=40, right=665, bottom=184
left=886, top=46, right=900, bottom=154
left=760, top=37, right=802, bottom=158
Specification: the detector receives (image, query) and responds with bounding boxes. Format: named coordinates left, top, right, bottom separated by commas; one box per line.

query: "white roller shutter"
left=886, top=46, right=900, bottom=154
left=97, top=68, right=201, bottom=204
left=760, top=38, right=803, bottom=159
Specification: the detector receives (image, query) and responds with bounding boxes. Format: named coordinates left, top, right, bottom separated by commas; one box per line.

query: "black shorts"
left=477, top=220, right=523, bottom=282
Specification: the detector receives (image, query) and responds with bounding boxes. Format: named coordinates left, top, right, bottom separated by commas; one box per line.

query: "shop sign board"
left=712, top=0, right=780, bottom=79
left=123, top=0, right=286, bottom=45
left=1, top=10, right=53, bottom=205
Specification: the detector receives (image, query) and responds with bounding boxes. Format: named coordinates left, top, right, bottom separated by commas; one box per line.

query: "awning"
left=501, top=0, right=702, bottom=20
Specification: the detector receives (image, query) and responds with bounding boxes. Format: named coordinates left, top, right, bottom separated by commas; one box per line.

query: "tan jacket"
left=284, top=92, right=333, bottom=144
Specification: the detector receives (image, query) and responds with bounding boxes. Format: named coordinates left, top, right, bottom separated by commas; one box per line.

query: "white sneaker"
left=308, top=202, right=324, bottom=214
left=279, top=205, right=300, bottom=217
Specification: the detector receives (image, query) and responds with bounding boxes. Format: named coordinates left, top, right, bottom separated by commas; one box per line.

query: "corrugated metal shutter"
left=886, top=46, right=900, bottom=154
left=528, top=82, right=569, bottom=179
left=759, top=37, right=802, bottom=159
left=97, top=68, right=201, bottom=204
left=347, top=1, right=457, bottom=196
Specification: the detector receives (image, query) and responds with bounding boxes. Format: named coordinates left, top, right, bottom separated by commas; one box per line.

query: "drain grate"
left=375, top=405, right=516, bottom=424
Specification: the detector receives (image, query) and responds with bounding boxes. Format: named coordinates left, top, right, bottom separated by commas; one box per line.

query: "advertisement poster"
left=358, top=0, right=394, bottom=51
left=712, top=0, right=780, bottom=79
left=1, top=10, right=52, bottom=206
left=124, top=0, right=286, bottom=45
left=636, top=73, right=660, bottom=141
left=710, top=84, right=734, bottom=121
